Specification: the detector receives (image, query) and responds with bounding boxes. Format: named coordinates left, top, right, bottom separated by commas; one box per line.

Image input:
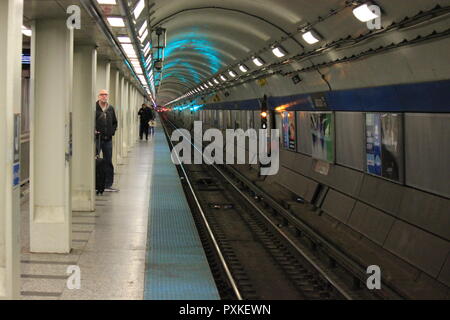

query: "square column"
left=71, top=46, right=96, bottom=212
left=116, top=73, right=124, bottom=164
left=121, top=81, right=129, bottom=157
left=30, top=19, right=73, bottom=253
left=0, top=0, right=23, bottom=299
left=127, top=83, right=132, bottom=151
left=96, top=59, right=110, bottom=94
left=110, top=69, right=119, bottom=167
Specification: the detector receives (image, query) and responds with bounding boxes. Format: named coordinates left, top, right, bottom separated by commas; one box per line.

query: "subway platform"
left=19, top=122, right=219, bottom=300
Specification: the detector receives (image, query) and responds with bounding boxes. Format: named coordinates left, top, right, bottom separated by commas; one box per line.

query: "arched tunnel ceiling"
left=148, top=0, right=449, bottom=105
left=149, top=0, right=349, bottom=105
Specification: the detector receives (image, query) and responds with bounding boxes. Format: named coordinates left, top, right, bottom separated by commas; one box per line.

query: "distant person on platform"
left=95, top=89, right=119, bottom=192
left=148, top=106, right=156, bottom=137
left=138, top=103, right=154, bottom=141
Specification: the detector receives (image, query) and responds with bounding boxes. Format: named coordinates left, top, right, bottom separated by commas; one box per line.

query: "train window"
left=281, top=111, right=296, bottom=151
left=365, top=113, right=404, bottom=182
left=310, top=112, right=335, bottom=163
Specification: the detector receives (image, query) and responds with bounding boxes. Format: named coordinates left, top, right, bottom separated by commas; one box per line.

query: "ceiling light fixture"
left=97, top=0, right=116, bottom=4
left=133, top=0, right=145, bottom=20
left=302, top=30, right=321, bottom=44
left=140, top=29, right=148, bottom=43
left=21, top=25, right=32, bottom=37
left=118, top=36, right=131, bottom=43
left=272, top=45, right=287, bottom=58
left=252, top=57, right=264, bottom=67
left=107, top=16, right=125, bottom=27
left=138, top=21, right=147, bottom=37
left=353, top=2, right=381, bottom=22
left=228, top=70, right=236, bottom=78
left=220, top=75, right=227, bottom=81
left=239, top=64, right=248, bottom=73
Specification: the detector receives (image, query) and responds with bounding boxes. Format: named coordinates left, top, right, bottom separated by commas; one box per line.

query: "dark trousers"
left=139, top=122, right=149, bottom=140
left=96, top=137, right=114, bottom=188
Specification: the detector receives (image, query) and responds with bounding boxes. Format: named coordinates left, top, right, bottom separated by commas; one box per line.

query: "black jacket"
left=138, top=107, right=155, bottom=123
left=96, top=102, right=118, bottom=140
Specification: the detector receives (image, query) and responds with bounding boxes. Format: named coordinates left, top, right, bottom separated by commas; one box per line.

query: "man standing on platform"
left=138, top=103, right=152, bottom=141
left=95, top=89, right=119, bottom=192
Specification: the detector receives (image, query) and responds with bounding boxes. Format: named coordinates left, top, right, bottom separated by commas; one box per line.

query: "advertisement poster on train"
left=282, top=111, right=296, bottom=150
left=366, top=113, right=382, bottom=176
left=366, top=113, right=403, bottom=182
left=310, top=113, right=334, bottom=162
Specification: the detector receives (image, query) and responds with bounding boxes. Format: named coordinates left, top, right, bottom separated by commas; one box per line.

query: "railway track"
left=160, top=115, right=401, bottom=300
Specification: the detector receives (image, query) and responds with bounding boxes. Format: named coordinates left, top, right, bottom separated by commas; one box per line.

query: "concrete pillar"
left=30, top=19, right=73, bottom=253
left=110, top=69, right=119, bottom=167
left=0, top=0, right=23, bottom=299
left=131, top=87, right=136, bottom=146
left=71, top=46, right=96, bottom=212
left=118, top=76, right=125, bottom=162
left=122, top=81, right=129, bottom=157
left=96, top=59, right=110, bottom=94
left=116, top=74, right=124, bottom=165
left=127, top=83, right=132, bottom=150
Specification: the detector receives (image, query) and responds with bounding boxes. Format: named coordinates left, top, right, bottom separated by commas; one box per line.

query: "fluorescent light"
left=107, top=17, right=125, bottom=27
left=138, top=21, right=148, bottom=37
left=208, top=81, right=213, bottom=86
left=121, top=43, right=134, bottom=51
left=133, top=0, right=145, bottom=19
left=22, top=25, right=32, bottom=37
left=213, top=78, right=219, bottom=84
left=144, top=46, right=150, bottom=56
left=220, top=75, right=227, bottom=81
left=140, top=29, right=148, bottom=42
left=302, top=30, right=321, bottom=44
left=353, top=3, right=380, bottom=22
left=252, top=57, right=264, bottom=67
left=97, top=0, right=116, bottom=4
left=204, top=83, right=209, bottom=88
left=239, top=64, right=248, bottom=73
left=118, top=36, right=131, bottom=43
left=143, top=42, right=150, bottom=52
left=272, top=46, right=287, bottom=58
left=228, top=70, right=236, bottom=78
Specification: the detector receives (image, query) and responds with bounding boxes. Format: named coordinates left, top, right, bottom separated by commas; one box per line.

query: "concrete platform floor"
left=20, top=137, right=155, bottom=300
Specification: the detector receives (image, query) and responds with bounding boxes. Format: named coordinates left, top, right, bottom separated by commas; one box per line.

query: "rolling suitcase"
left=95, top=134, right=107, bottom=195
left=96, top=157, right=108, bottom=195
